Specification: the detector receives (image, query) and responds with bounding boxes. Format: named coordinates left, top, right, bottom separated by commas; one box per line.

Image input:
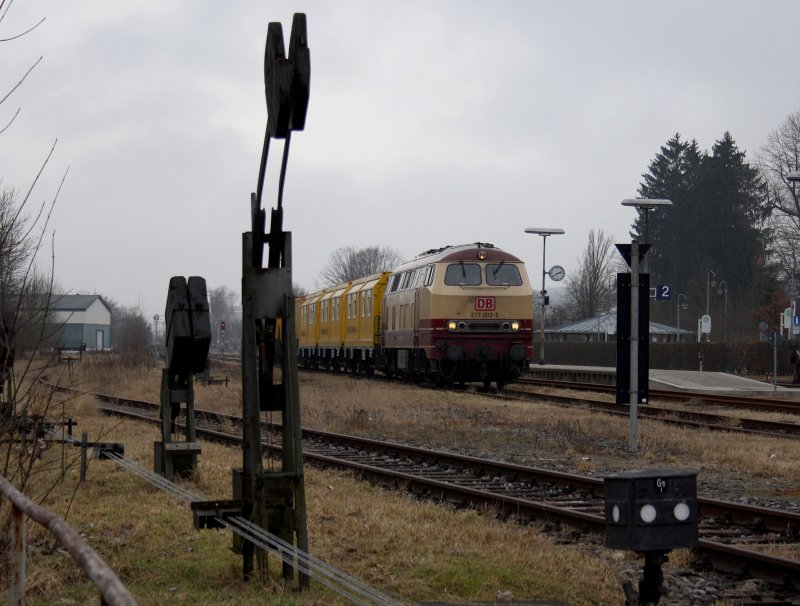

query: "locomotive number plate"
left=474, top=297, right=495, bottom=311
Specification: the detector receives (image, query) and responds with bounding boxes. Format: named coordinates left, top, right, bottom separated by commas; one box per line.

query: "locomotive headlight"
left=447, top=320, right=458, bottom=331
left=511, top=321, right=520, bottom=331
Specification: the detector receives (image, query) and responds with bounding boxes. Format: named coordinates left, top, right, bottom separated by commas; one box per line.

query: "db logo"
left=474, top=297, right=495, bottom=311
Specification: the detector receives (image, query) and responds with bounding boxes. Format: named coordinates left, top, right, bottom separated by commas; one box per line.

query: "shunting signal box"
left=604, top=469, right=698, bottom=552
left=165, top=276, right=211, bottom=375
left=156, top=276, right=211, bottom=480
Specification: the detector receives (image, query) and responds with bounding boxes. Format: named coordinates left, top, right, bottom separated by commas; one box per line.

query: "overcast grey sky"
left=2, top=1, right=798, bottom=321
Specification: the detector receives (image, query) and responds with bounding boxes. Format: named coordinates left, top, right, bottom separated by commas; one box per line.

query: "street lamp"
left=676, top=294, right=687, bottom=342
left=705, top=271, right=716, bottom=314
left=718, top=280, right=728, bottom=342
left=705, top=270, right=716, bottom=342
left=525, top=227, right=565, bottom=365
left=622, top=199, right=673, bottom=274
left=621, top=198, right=673, bottom=243
left=619, top=198, right=671, bottom=453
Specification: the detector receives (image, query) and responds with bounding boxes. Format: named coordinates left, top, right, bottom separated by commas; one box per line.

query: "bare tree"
left=317, top=245, right=403, bottom=287
left=563, top=230, right=616, bottom=321
left=758, top=111, right=800, bottom=223
left=1, top=4, right=79, bottom=538
left=109, top=302, right=153, bottom=368
left=757, top=111, right=800, bottom=285
left=208, top=285, right=240, bottom=346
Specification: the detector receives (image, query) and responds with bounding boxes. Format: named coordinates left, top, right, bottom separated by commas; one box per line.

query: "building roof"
left=50, top=294, right=112, bottom=314
left=547, top=311, right=694, bottom=336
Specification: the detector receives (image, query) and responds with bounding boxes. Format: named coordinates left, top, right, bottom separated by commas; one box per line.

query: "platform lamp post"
left=621, top=198, right=669, bottom=272
left=619, top=199, right=672, bottom=452
left=525, top=227, right=565, bottom=365
left=718, top=280, right=728, bottom=342
left=706, top=270, right=716, bottom=342
left=676, top=294, right=687, bottom=342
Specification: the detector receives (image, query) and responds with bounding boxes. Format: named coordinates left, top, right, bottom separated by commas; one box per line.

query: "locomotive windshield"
left=444, top=262, right=482, bottom=285
left=486, top=263, right=523, bottom=286
left=444, top=262, right=523, bottom=286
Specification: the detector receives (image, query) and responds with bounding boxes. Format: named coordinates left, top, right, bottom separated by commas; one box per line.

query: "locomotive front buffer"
left=605, top=469, right=698, bottom=606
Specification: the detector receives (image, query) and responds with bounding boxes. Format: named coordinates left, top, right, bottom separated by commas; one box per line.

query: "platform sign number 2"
left=655, top=285, right=671, bottom=300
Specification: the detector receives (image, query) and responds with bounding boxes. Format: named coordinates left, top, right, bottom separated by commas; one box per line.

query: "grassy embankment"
left=9, top=356, right=800, bottom=604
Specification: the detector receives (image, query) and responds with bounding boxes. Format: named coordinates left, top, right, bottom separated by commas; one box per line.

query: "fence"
left=0, top=474, right=137, bottom=606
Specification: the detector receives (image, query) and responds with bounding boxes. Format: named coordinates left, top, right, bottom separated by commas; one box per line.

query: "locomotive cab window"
left=486, top=263, right=523, bottom=286
left=423, top=265, right=435, bottom=286
left=444, top=262, right=482, bottom=286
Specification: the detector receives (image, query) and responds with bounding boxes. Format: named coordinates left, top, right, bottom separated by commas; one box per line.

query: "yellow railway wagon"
left=296, top=272, right=390, bottom=374
left=343, top=272, right=390, bottom=374
left=296, top=288, right=327, bottom=353
left=316, top=283, right=349, bottom=365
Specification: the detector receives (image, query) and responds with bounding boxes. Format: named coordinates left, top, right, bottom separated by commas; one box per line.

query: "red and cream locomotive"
left=296, top=242, right=533, bottom=389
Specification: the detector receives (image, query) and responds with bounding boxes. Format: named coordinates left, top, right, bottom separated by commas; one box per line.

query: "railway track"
left=517, top=376, right=800, bottom=414
left=48, top=383, right=800, bottom=589
left=506, top=378, right=800, bottom=438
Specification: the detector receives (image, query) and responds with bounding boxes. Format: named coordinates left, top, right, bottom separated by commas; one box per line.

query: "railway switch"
left=605, top=469, right=698, bottom=605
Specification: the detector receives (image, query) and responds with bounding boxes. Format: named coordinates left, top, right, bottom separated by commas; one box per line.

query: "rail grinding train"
left=296, top=242, right=534, bottom=389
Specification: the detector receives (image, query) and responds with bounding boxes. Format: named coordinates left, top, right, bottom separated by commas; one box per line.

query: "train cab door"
left=413, top=288, right=419, bottom=349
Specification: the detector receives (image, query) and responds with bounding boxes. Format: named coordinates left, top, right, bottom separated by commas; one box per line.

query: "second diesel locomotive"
left=296, top=242, right=534, bottom=389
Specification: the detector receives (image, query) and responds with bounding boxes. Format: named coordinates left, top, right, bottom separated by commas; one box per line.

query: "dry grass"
left=13, top=358, right=800, bottom=604
left=66, top=361, right=800, bottom=489
left=4, top=360, right=630, bottom=605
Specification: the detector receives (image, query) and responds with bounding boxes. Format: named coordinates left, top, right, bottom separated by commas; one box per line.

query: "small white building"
left=49, top=295, right=112, bottom=350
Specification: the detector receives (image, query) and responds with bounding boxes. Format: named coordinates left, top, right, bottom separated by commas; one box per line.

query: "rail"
left=0, top=473, right=138, bottom=606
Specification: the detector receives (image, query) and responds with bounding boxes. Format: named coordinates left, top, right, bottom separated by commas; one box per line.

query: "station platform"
left=526, top=364, right=795, bottom=394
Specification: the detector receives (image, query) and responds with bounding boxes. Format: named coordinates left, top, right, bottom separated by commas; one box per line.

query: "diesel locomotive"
left=296, top=242, right=534, bottom=389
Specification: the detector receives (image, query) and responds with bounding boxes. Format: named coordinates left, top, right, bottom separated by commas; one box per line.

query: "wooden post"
left=11, top=503, right=25, bottom=605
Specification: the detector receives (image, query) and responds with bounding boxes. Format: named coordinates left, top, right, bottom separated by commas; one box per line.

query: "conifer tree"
left=634, top=133, right=771, bottom=334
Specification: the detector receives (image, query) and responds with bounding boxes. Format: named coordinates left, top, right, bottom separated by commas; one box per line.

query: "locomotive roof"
left=394, top=242, right=522, bottom=271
